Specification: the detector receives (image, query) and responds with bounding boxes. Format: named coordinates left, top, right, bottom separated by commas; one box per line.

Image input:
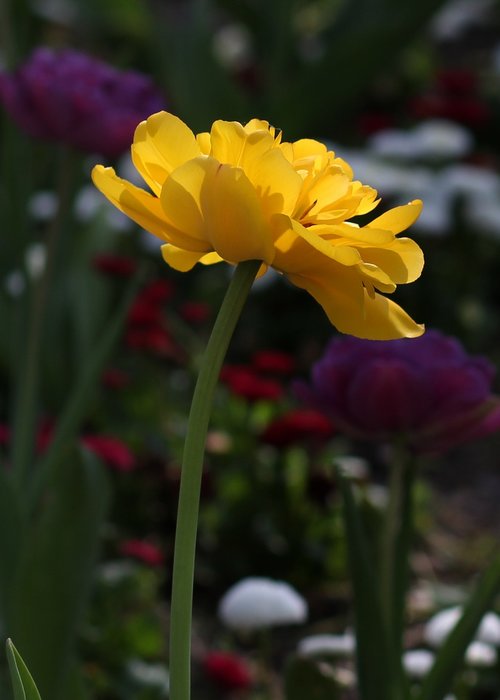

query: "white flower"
left=298, top=632, right=356, bottom=657
left=25, top=243, right=46, bottom=279
left=28, top=190, right=58, bottom=221
left=429, top=0, right=493, bottom=40
left=403, top=649, right=435, bottom=678
left=425, top=607, right=500, bottom=647
left=74, top=185, right=133, bottom=231
left=127, top=659, right=170, bottom=695
left=465, top=641, right=497, bottom=667
left=212, top=23, right=253, bottom=71
left=368, top=121, right=473, bottom=161
left=218, top=577, right=308, bottom=631
left=334, top=456, right=370, bottom=481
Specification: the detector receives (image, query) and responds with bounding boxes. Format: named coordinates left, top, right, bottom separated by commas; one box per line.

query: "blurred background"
left=3, top=1, right=500, bottom=698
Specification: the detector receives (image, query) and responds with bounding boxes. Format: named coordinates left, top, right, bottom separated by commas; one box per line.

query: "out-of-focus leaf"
left=147, top=0, right=250, bottom=130
left=8, top=449, right=110, bottom=700
left=269, top=0, right=451, bottom=135
left=337, top=468, right=400, bottom=700
left=416, top=553, right=500, bottom=700
left=6, top=639, right=42, bottom=700
left=285, top=656, right=341, bottom=700
left=0, top=468, right=23, bottom=630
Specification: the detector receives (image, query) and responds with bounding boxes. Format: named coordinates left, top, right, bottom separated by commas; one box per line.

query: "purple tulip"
left=0, top=47, right=166, bottom=157
left=294, top=331, right=500, bottom=453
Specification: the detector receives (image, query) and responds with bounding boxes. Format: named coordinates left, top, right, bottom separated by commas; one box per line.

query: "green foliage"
left=6, top=640, right=42, bottom=700
left=284, top=655, right=341, bottom=700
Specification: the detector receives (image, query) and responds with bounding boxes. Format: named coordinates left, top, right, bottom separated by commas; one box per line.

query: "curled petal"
left=161, top=245, right=223, bottom=271
left=288, top=262, right=424, bottom=339
left=361, top=237, right=425, bottom=284
left=367, top=200, right=423, bottom=235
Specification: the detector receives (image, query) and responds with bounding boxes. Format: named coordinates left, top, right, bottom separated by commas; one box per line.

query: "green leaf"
left=28, top=267, right=144, bottom=510
left=7, top=449, right=110, bottom=700
left=284, top=656, right=341, bottom=700
left=0, top=468, right=24, bottom=629
left=416, top=553, right=500, bottom=700
left=336, top=468, right=399, bottom=700
left=5, top=639, right=42, bottom=700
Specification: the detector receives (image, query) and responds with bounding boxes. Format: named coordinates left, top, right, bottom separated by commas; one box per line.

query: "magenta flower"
left=295, top=331, right=500, bottom=453
left=0, top=47, right=165, bottom=157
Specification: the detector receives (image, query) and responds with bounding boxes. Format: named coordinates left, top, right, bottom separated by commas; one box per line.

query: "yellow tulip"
left=92, top=112, right=424, bottom=339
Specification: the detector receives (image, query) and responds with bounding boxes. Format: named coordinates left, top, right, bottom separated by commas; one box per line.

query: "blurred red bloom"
left=126, top=326, right=176, bottom=357
left=0, top=424, right=11, bottom=446
left=203, top=651, right=252, bottom=691
left=82, top=435, right=135, bottom=471
left=409, top=69, right=490, bottom=127
left=102, top=368, right=130, bottom=389
left=92, top=254, right=137, bottom=277
left=261, top=409, right=334, bottom=447
left=119, top=539, right=164, bottom=566
left=139, top=279, right=174, bottom=304
left=220, top=365, right=283, bottom=402
left=251, top=350, right=295, bottom=375
left=180, top=301, right=211, bottom=324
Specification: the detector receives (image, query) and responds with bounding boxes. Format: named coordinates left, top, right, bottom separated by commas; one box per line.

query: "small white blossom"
left=28, top=191, right=58, bottom=221
left=298, top=632, right=356, bottom=657
left=218, top=577, right=307, bottom=631
left=403, top=649, right=435, bottom=678
left=465, top=641, right=497, bottom=667
left=334, top=456, right=370, bottom=481
left=425, top=607, right=500, bottom=648
left=127, top=659, right=170, bottom=695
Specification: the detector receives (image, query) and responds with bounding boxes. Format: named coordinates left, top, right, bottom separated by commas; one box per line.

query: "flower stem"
left=169, top=259, right=260, bottom=700
left=380, top=444, right=416, bottom=694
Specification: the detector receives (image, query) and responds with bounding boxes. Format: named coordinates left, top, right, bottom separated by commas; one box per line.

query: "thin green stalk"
left=380, top=444, right=416, bottom=698
left=11, top=146, right=76, bottom=488
left=169, top=259, right=260, bottom=700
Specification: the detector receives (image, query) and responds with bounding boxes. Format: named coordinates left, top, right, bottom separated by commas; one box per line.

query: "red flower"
left=125, top=326, right=176, bottom=357
left=261, top=409, right=334, bottom=447
left=251, top=350, right=295, bottom=375
left=119, top=539, right=164, bottom=567
left=0, top=424, right=11, bottom=446
left=102, top=368, right=130, bottom=389
left=92, top=254, right=137, bottom=277
left=203, top=651, right=252, bottom=691
left=82, top=435, right=135, bottom=471
left=180, top=301, right=211, bottom=324
left=139, top=279, right=174, bottom=304
left=220, top=365, right=283, bottom=402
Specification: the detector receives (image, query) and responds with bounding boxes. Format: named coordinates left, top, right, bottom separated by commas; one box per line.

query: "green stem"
left=169, top=259, right=260, bottom=700
left=380, top=444, right=416, bottom=698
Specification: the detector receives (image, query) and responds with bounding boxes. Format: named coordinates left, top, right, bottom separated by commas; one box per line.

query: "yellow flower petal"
left=209, top=120, right=274, bottom=167
left=367, top=200, right=423, bottom=234
left=361, top=237, right=425, bottom=284
left=288, top=265, right=424, bottom=339
left=160, top=245, right=223, bottom=271
left=244, top=149, right=302, bottom=218
left=92, top=165, right=171, bottom=240
left=202, top=163, right=276, bottom=264
left=132, top=111, right=201, bottom=195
